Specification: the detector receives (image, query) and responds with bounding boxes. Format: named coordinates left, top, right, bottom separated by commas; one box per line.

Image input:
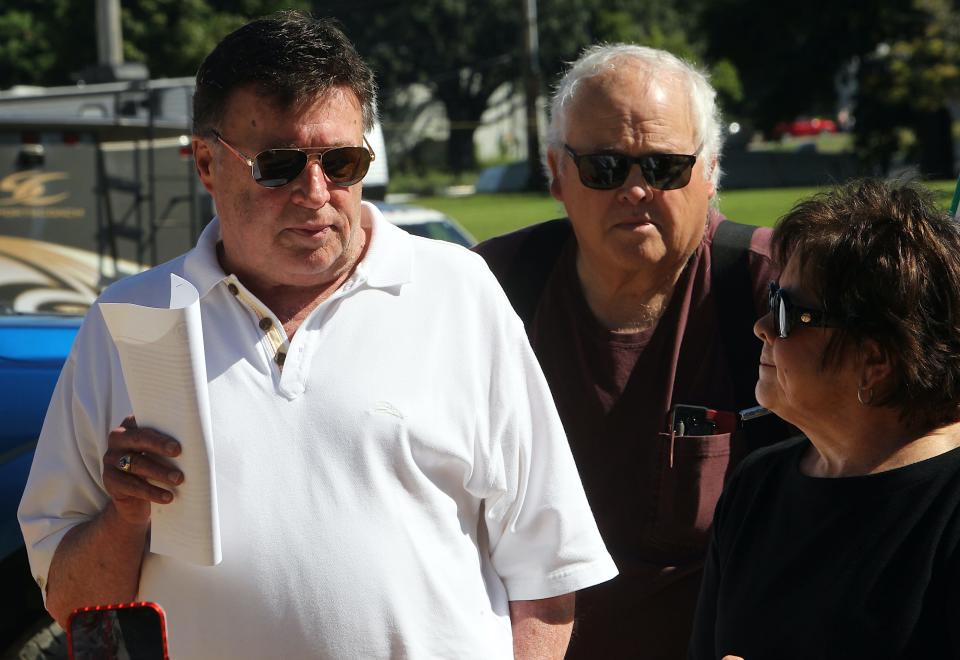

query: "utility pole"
left=522, top=0, right=546, bottom=191
left=96, top=0, right=123, bottom=67
left=80, top=0, right=147, bottom=82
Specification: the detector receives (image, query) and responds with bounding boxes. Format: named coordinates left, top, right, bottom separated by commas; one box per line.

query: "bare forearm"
left=45, top=502, right=148, bottom=627
left=510, top=593, right=575, bottom=660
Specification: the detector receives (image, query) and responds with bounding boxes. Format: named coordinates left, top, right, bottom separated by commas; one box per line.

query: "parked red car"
left=772, top=117, right=839, bottom=138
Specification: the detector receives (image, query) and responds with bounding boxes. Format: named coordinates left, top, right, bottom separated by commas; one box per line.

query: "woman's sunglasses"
left=563, top=144, right=700, bottom=191
left=768, top=281, right=838, bottom=338
left=212, top=130, right=375, bottom=188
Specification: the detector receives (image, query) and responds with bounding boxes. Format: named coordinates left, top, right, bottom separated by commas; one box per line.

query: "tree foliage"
left=857, top=0, right=960, bottom=175
left=4, top=1, right=958, bottom=178
left=1, top=0, right=743, bottom=176
left=0, top=0, right=95, bottom=88
left=319, top=0, right=738, bottom=174
left=0, top=0, right=307, bottom=89
left=123, top=0, right=310, bottom=78
left=316, top=0, right=529, bottom=174
left=703, top=0, right=960, bottom=177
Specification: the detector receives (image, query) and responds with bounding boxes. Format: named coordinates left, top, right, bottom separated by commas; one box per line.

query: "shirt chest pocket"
left=644, top=432, right=732, bottom=561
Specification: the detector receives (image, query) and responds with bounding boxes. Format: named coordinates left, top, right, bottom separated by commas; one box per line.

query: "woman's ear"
left=858, top=338, right=893, bottom=393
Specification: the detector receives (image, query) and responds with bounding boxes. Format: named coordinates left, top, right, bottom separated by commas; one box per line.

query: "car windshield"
left=398, top=221, right=474, bottom=247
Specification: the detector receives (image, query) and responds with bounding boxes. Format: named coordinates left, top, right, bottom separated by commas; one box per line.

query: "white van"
left=363, top=120, right=389, bottom=200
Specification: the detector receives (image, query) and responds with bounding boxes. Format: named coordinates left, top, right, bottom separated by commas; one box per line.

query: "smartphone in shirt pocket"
left=645, top=405, right=736, bottom=559
left=668, top=405, right=737, bottom=437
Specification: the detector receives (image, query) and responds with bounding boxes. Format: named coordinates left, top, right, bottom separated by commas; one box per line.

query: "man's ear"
left=192, top=136, right=216, bottom=195
left=547, top=148, right=564, bottom=202
left=705, top=156, right=717, bottom=199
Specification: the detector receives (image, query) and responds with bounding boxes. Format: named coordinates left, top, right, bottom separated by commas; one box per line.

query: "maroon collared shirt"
left=477, top=211, right=784, bottom=658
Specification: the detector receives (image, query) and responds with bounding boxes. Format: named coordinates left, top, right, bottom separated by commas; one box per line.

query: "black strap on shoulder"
left=710, top=219, right=761, bottom=411
left=500, top=218, right=572, bottom=330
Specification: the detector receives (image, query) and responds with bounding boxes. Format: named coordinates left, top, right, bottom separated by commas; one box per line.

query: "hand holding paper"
left=100, top=416, right=184, bottom=526
left=100, top=274, right=222, bottom=566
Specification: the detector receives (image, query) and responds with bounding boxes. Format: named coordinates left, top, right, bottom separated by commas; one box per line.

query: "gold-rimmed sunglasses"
left=212, top=130, right=375, bottom=188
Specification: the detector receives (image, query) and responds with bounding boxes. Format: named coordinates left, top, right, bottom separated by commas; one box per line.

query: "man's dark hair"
left=193, top=11, right=377, bottom=136
left=772, top=178, right=960, bottom=430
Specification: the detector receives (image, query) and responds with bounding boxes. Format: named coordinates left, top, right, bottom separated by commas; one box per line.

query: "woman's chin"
left=755, top=387, right=788, bottom=421
left=754, top=383, right=775, bottom=411
left=755, top=393, right=800, bottom=429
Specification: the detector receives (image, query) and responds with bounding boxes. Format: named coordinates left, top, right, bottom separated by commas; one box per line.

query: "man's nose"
left=617, top=164, right=651, bottom=204
left=292, top=157, right=332, bottom=208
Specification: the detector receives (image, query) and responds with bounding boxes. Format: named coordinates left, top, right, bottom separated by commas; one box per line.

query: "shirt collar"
left=356, top=200, right=414, bottom=291
left=180, top=200, right=413, bottom=300
left=181, top=216, right=229, bottom=299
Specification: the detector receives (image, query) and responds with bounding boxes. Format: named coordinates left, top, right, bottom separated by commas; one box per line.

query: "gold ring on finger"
left=117, top=453, right=134, bottom=473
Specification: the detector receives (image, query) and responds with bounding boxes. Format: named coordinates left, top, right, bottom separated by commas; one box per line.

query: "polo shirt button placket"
left=225, top=278, right=288, bottom=375
left=257, top=316, right=287, bottom=370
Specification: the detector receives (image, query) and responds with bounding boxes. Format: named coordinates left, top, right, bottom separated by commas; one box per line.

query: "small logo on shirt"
left=371, top=401, right=404, bottom=419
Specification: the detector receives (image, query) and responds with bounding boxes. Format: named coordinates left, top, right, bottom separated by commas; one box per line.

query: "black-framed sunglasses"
left=563, top=143, right=701, bottom=191
left=768, top=281, right=838, bottom=338
left=212, top=130, right=375, bottom=188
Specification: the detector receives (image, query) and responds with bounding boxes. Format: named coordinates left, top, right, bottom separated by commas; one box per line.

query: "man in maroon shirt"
left=476, top=45, right=793, bottom=658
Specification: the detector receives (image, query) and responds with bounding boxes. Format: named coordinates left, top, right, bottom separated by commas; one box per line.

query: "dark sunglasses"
left=212, top=130, right=375, bottom=188
left=768, top=281, right=838, bottom=338
left=563, top=143, right=701, bottom=191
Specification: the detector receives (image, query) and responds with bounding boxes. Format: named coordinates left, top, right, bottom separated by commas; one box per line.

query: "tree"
left=0, top=0, right=96, bottom=89
left=702, top=0, right=960, bottom=178
left=122, top=0, right=310, bottom=78
left=855, top=1, right=960, bottom=177
left=569, top=2, right=744, bottom=113
left=315, top=0, right=528, bottom=175
left=1, top=1, right=740, bottom=177
left=321, top=0, right=734, bottom=176
left=0, top=0, right=307, bottom=89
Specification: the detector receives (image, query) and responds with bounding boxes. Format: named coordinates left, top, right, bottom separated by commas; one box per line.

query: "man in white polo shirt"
left=18, top=12, right=616, bottom=660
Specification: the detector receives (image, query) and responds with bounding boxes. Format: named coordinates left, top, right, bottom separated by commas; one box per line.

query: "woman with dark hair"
left=690, top=179, right=960, bottom=659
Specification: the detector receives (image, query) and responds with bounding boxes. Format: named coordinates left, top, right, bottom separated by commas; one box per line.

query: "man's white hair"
left=545, top=43, right=724, bottom=189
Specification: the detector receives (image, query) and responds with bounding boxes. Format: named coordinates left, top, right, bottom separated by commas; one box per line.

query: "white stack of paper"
left=100, top=273, right=222, bottom=566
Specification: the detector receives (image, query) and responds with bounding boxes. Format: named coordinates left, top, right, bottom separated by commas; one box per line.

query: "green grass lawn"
left=719, top=186, right=822, bottom=227
left=417, top=180, right=958, bottom=241
left=416, top=193, right=565, bottom=241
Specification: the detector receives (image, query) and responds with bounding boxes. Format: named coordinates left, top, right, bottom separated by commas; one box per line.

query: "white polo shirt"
left=19, top=202, right=617, bottom=660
